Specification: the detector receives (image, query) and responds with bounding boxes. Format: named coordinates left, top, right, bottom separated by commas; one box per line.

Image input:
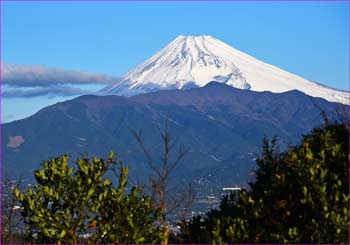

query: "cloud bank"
left=2, top=63, right=121, bottom=97
left=2, top=63, right=120, bottom=86
left=2, top=86, right=93, bottom=98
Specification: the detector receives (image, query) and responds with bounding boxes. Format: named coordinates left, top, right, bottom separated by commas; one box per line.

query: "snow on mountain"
left=102, top=35, right=349, bottom=104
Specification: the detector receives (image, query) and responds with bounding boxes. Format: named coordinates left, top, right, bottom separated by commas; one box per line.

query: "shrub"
left=178, top=123, right=349, bottom=243
left=15, top=152, right=163, bottom=244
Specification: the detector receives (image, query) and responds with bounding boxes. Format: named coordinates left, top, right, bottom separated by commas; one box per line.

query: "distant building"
left=222, top=187, right=244, bottom=191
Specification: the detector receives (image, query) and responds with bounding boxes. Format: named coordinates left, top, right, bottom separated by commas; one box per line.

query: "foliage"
left=131, top=122, right=189, bottom=245
left=177, top=122, right=349, bottom=243
left=14, top=152, right=163, bottom=244
left=1, top=176, right=24, bottom=244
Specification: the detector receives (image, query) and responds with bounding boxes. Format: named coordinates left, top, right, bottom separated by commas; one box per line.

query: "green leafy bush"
left=178, top=123, right=349, bottom=244
left=15, top=152, right=163, bottom=244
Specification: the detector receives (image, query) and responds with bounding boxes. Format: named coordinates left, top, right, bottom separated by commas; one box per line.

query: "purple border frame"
left=1, top=1, right=3, bottom=244
left=0, top=0, right=349, bottom=244
left=0, top=0, right=349, bottom=2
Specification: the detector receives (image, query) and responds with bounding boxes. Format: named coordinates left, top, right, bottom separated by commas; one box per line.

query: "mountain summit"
left=103, top=35, right=348, bottom=104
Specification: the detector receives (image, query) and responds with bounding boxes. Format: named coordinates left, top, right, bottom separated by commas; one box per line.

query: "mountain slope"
left=102, top=35, right=348, bottom=104
left=3, top=83, right=345, bottom=188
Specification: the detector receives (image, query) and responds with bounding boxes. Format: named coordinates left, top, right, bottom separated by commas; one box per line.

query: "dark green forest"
left=2, top=122, right=349, bottom=244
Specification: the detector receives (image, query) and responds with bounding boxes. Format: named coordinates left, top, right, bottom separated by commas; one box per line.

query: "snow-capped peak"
left=103, top=35, right=349, bottom=104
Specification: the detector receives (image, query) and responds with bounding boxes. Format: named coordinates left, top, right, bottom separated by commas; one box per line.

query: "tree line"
left=2, top=121, right=349, bottom=244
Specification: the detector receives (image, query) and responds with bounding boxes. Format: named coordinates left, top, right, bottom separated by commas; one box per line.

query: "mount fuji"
left=102, top=35, right=348, bottom=104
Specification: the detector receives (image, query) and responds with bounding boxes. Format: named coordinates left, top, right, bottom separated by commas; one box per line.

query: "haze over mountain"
left=3, top=83, right=345, bottom=191
left=102, top=35, right=349, bottom=104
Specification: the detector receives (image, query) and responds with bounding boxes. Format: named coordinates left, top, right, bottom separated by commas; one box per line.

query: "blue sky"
left=1, top=1, right=349, bottom=122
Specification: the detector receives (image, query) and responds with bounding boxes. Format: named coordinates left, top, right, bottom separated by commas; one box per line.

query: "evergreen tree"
left=177, top=122, right=349, bottom=243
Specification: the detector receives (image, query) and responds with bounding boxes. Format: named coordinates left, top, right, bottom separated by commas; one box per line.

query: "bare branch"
left=167, top=144, right=187, bottom=175
left=130, top=128, right=162, bottom=178
left=130, top=119, right=191, bottom=244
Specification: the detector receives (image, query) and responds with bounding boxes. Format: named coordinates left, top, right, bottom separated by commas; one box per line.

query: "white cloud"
left=1, top=63, right=121, bottom=87
left=1, top=63, right=121, bottom=97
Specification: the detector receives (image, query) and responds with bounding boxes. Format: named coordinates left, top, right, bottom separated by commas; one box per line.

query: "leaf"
left=14, top=188, right=20, bottom=198
left=104, top=179, right=111, bottom=186
left=30, top=216, right=39, bottom=223
left=88, top=188, right=94, bottom=197
left=58, top=230, right=66, bottom=239
left=127, top=216, right=134, bottom=228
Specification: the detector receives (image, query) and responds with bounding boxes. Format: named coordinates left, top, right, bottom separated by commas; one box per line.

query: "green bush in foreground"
left=178, top=122, right=349, bottom=244
left=15, top=153, right=163, bottom=244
